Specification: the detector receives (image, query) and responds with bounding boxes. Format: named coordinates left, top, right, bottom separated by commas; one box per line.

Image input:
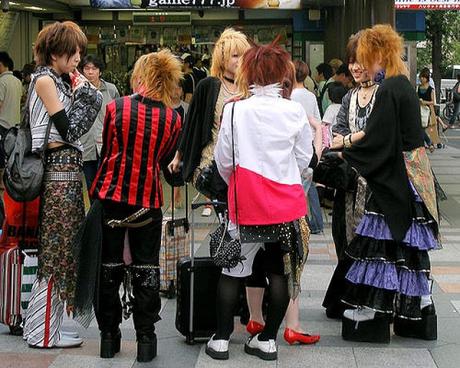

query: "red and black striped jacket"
left=91, top=94, right=181, bottom=208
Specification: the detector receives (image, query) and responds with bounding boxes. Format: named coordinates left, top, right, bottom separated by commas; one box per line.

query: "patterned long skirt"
left=23, top=146, right=85, bottom=347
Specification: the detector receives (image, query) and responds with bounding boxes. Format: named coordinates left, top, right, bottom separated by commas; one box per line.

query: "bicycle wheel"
left=443, top=104, right=453, bottom=120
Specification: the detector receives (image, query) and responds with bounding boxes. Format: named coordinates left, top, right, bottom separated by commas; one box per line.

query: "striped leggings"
left=23, top=278, right=63, bottom=347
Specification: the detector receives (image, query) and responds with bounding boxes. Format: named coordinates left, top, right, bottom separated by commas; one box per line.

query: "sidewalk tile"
left=194, top=345, right=277, bottom=368
left=0, top=353, right=57, bottom=368
left=277, top=346, right=356, bottom=368
left=429, top=343, right=460, bottom=368
left=353, top=348, right=436, bottom=368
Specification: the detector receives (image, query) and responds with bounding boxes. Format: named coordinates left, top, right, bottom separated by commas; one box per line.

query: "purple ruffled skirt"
left=342, top=183, right=439, bottom=319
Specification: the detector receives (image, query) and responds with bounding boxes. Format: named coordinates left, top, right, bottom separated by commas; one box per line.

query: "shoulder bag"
left=3, top=79, right=52, bottom=202
left=209, top=102, right=244, bottom=269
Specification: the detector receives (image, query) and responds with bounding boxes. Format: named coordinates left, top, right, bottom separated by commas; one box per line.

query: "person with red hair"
left=334, top=24, right=440, bottom=343
left=206, top=41, right=313, bottom=361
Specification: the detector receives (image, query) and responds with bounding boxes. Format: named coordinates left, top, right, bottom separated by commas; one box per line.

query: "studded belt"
left=45, top=155, right=83, bottom=167
left=43, top=171, right=81, bottom=182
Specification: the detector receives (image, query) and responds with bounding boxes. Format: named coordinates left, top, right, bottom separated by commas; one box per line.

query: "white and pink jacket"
left=214, top=84, right=313, bottom=225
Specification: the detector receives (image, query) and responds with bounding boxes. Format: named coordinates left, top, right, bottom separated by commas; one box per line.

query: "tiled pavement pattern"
left=2, top=145, right=460, bottom=368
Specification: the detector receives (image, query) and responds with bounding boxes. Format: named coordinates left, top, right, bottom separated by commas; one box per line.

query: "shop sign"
left=90, top=0, right=301, bottom=9
left=395, top=0, right=460, bottom=9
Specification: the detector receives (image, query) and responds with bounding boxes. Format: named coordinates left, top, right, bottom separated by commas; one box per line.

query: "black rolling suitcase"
left=175, top=201, right=223, bottom=344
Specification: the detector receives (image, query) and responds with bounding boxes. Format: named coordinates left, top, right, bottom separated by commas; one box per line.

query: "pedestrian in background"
left=0, top=51, right=22, bottom=187
left=79, top=54, right=120, bottom=189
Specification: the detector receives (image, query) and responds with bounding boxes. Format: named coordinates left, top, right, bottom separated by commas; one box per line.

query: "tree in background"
left=417, top=10, right=460, bottom=100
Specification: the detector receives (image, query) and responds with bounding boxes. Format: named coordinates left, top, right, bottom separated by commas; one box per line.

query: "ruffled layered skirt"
left=342, top=183, right=440, bottom=320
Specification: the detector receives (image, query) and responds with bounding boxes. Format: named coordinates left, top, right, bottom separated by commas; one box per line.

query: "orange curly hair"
left=356, top=24, right=408, bottom=78
left=131, top=49, right=183, bottom=108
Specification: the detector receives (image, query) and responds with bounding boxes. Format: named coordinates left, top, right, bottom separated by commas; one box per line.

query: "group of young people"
left=16, top=19, right=440, bottom=364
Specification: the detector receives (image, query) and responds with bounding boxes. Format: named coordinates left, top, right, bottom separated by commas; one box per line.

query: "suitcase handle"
left=191, top=201, right=226, bottom=210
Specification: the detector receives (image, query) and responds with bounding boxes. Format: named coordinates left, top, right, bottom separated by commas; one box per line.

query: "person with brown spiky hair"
left=90, top=49, right=183, bottom=363
left=334, top=24, right=439, bottom=344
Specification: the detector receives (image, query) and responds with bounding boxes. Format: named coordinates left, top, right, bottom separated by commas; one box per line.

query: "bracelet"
left=342, top=135, right=346, bottom=147
left=344, top=134, right=353, bottom=148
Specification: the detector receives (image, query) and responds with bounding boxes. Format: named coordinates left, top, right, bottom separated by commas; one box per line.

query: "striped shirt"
left=29, top=67, right=76, bottom=152
left=91, top=94, right=181, bottom=209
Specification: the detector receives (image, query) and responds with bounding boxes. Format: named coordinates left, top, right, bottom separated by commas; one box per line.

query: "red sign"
left=395, top=1, right=460, bottom=9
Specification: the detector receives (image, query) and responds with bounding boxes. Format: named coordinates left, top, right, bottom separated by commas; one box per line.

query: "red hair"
left=237, top=40, right=294, bottom=98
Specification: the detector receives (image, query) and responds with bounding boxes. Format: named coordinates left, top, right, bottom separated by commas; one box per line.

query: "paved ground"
left=2, top=132, right=460, bottom=367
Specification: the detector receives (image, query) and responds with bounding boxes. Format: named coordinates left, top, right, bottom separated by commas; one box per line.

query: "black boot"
left=137, top=333, right=158, bottom=362
left=342, top=310, right=391, bottom=343
left=129, top=264, right=162, bottom=362
left=96, top=263, right=125, bottom=358
left=394, top=304, right=437, bottom=340
left=100, top=328, right=121, bottom=359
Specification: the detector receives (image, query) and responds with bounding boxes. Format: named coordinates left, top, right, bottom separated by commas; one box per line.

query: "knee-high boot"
left=95, top=263, right=124, bottom=358
left=128, top=264, right=161, bottom=362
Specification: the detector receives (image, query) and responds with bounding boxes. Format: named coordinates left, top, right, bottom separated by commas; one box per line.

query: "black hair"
left=336, top=63, right=351, bottom=77
left=79, top=54, right=105, bottom=73
left=183, top=55, right=195, bottom=68
left=316, top=62, right=333, bottom=80
left=0, top=51, right=13, bottom=70
left=328, top=81, right=348, bottom=104
left=12, top=70, right=22, bottom=81
left=22, top=63, right=35, bottom=77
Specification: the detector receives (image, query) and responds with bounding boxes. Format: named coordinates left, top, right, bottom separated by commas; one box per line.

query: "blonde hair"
left=210, top=28, right=250, bottom=81
left=357, top=24, right=408, bottom=78
left=131, top=49, right=183, bottom=108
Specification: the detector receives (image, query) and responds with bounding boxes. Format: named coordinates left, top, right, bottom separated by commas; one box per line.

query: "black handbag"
left=3, top=79, right=52, bottom=202
left=209, top=102, right=244, bottom=269
left=195, top=160, right=228, bottom=201
left=313, top=151, right=357, bottom=191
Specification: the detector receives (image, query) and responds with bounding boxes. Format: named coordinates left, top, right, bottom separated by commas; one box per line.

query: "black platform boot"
left=100, top=328, right=122, bottom=359
left=394, top=304, right=437, bottom=340
left=137, top=333, right=158, bottom=362
left=96, top=263, right=125, bottom=359
left=342, top=309, right=391, bottom=343
left=129, top=264, right=162, bottom=363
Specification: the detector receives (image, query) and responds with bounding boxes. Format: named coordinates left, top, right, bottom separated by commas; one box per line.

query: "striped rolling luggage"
left=159, top=185, right=189, bottom=298
left=0, top=247, right=22, bottom=327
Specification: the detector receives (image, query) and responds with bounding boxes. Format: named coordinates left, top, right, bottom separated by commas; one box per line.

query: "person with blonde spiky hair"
left=89, top=49, right=183, bottom=363
left=169, top=28, right=250, bottom=217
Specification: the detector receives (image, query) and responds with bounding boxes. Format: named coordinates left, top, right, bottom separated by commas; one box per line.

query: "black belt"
left=45, top=154, right=83, bottom=167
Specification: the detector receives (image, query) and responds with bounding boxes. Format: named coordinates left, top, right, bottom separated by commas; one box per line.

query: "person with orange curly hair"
left=333, top=24, right=440, bottom=343
left=90, top=49, right=183, bottom=362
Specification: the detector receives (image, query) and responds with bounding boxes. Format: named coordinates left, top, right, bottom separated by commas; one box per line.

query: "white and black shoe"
left=205, top=334, right=229, bottom=360
left=244, top=334, right=277, bottom=361
left=55, top=335, right=83, bottom=348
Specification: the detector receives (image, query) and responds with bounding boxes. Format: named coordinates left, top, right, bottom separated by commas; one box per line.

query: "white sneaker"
left=205, top=334, right=229, bottom=360
left=201, top=207, right=212, bottom=217
left=343, top=308, right=375, bottom=322
left=244, top=334, right=277, bottom=361
left=55, top=335, right=83, bottom=348
left=61, top=330, right=79, bottom=338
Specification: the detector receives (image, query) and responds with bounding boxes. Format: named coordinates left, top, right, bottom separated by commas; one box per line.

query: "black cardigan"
left=178, top=77, right=221, bottom=182
left=343, top=75, right=424, bottom=242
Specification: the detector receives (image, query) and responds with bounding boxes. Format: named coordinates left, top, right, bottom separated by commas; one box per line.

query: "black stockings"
left=215, top=273, right=289, bottom=341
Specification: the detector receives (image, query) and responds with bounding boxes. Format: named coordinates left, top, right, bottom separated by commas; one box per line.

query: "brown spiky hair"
left=357, top=24, right=408, bottom=78
left=131, top=49, right=183, bottom=108
left=34, top=21, right=87, bottom=66
left=236, top=36, right=294, bottom=99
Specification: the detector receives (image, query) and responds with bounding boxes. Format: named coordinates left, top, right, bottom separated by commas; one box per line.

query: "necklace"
left=361, top=80, right=375, bottom=88
left=221, top=79, right=238, bottom=95
left=223, top=75, right=235, bottom=84
left=359, top=84, right=376, bottom=101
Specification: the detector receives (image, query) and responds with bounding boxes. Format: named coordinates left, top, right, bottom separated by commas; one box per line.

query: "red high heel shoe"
left=283, top=328, right=320, bottom=345
left=246, top=320, right=265, bottom=336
